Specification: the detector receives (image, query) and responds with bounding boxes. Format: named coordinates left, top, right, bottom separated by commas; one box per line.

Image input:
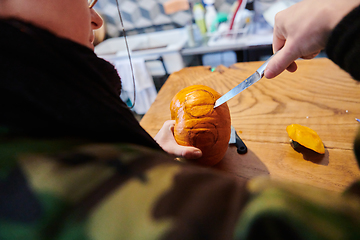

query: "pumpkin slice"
left=170, top=85, right=231, bottom=166
left=286, top=124, right=325, bottom=154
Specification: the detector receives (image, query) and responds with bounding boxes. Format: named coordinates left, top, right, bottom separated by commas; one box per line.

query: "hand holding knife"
left=214, top=52, right=277, bottom=108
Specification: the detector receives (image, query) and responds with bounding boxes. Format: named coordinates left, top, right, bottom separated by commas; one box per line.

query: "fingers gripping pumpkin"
left=170, top=85, right=231, bottom=166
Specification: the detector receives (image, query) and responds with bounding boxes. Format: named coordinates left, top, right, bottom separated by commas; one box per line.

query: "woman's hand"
left=265, top=0, right=360, bottom=79
left=154, top=120, right=202, bottom=159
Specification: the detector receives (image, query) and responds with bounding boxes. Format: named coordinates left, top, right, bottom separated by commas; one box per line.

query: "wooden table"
left=140, top=58, right=360, bottom=193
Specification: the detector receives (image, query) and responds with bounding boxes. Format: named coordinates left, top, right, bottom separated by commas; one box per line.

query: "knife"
left=214, top=53, right=277, bottom=108
left=229, top=126, right=247, bottom=154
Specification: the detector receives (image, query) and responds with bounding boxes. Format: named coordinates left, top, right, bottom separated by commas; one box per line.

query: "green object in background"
left=210, top=12, right=228, bottom=33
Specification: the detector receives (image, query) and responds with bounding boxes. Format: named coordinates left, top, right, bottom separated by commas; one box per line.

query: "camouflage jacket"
left=2, top=128, right=360, bottom=240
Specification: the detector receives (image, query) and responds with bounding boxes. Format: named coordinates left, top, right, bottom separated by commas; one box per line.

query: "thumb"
left=171, top=145, right=202, bottom=160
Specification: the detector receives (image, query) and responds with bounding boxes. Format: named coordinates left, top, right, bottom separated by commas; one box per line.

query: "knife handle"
left=235, top=131, right=247, bottom=154
left=256, top=51, right=278, bottom=77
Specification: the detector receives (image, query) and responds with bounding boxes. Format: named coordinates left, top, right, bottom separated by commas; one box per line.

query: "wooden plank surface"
left=140, top=58, right=360, bottom=192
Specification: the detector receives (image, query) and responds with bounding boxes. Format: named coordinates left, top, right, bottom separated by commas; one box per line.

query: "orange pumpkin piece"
left=170, top=85, right=231, bottom=166
left=286, top=124, right=325, bottom=154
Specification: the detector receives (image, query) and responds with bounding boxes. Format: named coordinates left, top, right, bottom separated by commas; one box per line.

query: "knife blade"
left=214, top=53, right=276, bottom=108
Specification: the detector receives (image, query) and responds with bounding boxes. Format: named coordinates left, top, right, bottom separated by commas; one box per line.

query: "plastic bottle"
left=203, top=0, right=217, bottom=33
left=186, top=21, right=196, bottom=47
left=192, top=3, right=207, bottom=35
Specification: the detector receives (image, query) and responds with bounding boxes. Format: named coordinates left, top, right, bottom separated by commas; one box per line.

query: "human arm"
left=326, top=4, right=360, bottom=81
left=264, top=0, right=360, bottom=79
left=154, top=120, right=203, bottom=160
left=5, top=136, right=360, bottom=240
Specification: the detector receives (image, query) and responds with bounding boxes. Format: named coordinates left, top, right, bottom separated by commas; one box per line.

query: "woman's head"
left=0, top=0, right=103, bottom=49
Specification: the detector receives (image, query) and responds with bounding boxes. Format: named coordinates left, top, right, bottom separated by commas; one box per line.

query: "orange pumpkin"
left=170, top=84, right=231, bottom=166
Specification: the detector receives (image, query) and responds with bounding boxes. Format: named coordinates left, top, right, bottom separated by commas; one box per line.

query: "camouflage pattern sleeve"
left=0, top=133, right=249, bottom=240
left=1, top=131, right=360, bottom=240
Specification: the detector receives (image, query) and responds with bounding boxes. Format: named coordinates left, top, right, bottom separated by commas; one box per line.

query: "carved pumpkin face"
left=170, top=85, right=231, bottom=166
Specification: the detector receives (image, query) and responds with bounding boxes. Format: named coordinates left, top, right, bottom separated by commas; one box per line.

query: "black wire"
left=115, top=0, right=136, bottom=109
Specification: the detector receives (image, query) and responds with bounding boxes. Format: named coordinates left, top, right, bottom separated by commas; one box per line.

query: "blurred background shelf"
left=93, top=0, right=303, bottom=115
